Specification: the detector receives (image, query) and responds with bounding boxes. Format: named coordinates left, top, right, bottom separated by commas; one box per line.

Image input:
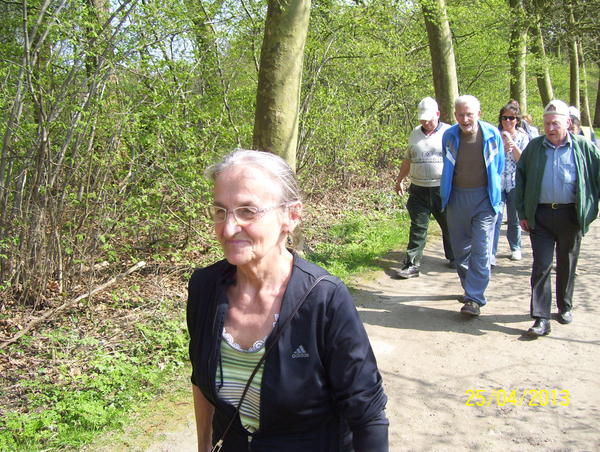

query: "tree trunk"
left=253, top=0, right=311, bottom=170
left=529, top=22, right=554, bottom=107
left=185, top=0, right=226, bottom=94
left=421, top=0, right=459, bottom=124
left=577, top=42, right=592, bottom=127
left=508, top=0, right=527, bottom=112
left=595, top=62, right=600, bottom=128
left=568, top=41, right=579, bottom=110
left=85, top=0, right=109, bottom=78
left=566, top=3, right=579, bottom=109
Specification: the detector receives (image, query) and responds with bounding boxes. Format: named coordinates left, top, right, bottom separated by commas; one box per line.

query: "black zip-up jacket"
left=187, top=251, right=389, bottom=451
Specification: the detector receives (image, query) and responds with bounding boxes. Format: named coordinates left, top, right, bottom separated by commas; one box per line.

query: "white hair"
left=455, top=95, right=481, bottom=112
left=204, top=148, right=301, bottom=206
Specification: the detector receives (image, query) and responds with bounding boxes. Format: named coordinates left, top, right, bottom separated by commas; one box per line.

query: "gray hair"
left=204, top=148, right=301, bottom=205
left=455, top=95, right=481, bottom=112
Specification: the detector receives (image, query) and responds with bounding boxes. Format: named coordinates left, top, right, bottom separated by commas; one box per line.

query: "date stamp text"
left=465, top=389, right=569, bottom=407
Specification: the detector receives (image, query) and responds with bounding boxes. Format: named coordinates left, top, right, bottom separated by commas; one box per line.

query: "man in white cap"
left=440, top=95, right=504, bottom=316
left=516, top=99, right=600, bottom=336
left=568, top=106, right=597, bottom=147
left=394, top=97, right=455, bottom=279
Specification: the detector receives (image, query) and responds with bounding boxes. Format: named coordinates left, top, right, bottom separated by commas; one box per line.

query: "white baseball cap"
left=543, top=99, right=570, bottom=117
left=417, top=97, right=438, bottom=121
left=568, top=106, right=580, bottom=120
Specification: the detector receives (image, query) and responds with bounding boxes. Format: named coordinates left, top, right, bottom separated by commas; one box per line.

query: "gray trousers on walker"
left=446, top=186, right=497, bottom=306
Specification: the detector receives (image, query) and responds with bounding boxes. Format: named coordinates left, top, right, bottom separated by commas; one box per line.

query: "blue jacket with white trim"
left=440, top=120, right=505, bottom=213
left=187, top=251, right=389, bottom=452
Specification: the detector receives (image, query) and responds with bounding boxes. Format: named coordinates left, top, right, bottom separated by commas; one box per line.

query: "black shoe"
left=461, top=300, right=480, bottom=316
left=527, top=318, right=551, bottom=336
left=457, top=292, right=466, bottom=303
left=396, top=262, right=420, bottom=279
left=448, top=259, right=457, bottom=269
left=558, top=311, right=572, bottom=324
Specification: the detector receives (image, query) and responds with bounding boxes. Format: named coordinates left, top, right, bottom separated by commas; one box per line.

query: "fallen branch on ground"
left=0, top=261, right=146, bottom=349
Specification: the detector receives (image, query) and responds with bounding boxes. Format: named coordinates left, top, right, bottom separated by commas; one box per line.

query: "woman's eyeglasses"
left=501, top=116, right=517, bottom=121
left=205, top=203, right=288, bottom=224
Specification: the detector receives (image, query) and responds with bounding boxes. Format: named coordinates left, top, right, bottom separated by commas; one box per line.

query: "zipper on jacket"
left=247, top=435, right=252, bottom=451
left=206, top=302, right=218, bottom=396
left=210, top=284, right=228, bottom=398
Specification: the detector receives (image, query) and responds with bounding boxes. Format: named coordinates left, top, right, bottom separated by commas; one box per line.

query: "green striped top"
left=217, top=315, right=278, bottom=432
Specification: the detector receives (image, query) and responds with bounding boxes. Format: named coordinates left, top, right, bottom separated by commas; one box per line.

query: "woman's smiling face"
left=213, top=164, right=289, bottom=267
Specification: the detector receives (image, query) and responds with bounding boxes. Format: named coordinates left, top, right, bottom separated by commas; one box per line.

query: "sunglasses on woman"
left=501, top=116, right=517, bottom=121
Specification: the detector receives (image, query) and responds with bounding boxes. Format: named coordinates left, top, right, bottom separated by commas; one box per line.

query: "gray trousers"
left=446, top=186, right=497, bottom=306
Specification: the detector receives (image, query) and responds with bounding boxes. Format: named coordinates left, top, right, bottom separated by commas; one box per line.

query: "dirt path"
left=139, top=221, right=600, bottom=452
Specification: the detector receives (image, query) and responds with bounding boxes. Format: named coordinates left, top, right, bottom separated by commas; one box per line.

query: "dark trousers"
left=529, top=204, right=582, bottom=319
left=405, top=184, right=454, bottom=265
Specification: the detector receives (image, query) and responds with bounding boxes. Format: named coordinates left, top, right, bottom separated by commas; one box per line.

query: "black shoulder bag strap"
left=211, top=275, right=331, bottom=452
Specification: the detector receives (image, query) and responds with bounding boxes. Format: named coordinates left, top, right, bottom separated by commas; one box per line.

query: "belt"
left=540, top=203, right=575, bottom=210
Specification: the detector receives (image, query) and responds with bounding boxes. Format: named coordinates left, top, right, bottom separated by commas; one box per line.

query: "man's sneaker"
left=396, top=262, right=420, bottom=279
left=448, top=259, right=457, bottom=269
left=511, top=250, right=522, bottom=260
left=461, top=300, right=480, bottom=316
left=490, top=255, right=497, bottom=266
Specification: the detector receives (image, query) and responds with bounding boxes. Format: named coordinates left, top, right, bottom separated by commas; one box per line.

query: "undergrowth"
left=302, top=184, right=410, bottom=279
left=0, top=294, right=190, bottom=452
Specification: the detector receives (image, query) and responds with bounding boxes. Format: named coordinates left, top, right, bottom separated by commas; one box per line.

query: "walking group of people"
left=395, top=95, right=600, bottom=337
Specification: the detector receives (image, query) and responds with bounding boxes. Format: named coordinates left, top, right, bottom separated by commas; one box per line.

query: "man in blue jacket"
left=516, top=99, right=600, bottom=336
left=441, top=95, right=505, bottom=316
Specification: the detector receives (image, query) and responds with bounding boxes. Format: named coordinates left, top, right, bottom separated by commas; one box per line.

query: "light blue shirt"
left=539, top=134, right=577, bottom=204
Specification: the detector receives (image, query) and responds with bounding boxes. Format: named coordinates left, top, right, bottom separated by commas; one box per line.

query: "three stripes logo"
left=292, top=345, right=309, bottom=358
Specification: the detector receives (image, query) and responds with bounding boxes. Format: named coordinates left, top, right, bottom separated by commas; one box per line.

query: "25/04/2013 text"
left=465, top=389, right=569, bottom=407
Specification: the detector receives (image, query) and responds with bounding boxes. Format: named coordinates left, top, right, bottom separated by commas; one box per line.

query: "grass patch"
left=305, top=211, right=410, bottom=280
left=72, top=370, right=193, bottom=452
left=301, top=184, right=413, bottom=280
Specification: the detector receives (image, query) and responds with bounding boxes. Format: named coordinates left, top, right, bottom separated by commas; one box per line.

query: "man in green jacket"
left=516, top=99, right=600, bottom=337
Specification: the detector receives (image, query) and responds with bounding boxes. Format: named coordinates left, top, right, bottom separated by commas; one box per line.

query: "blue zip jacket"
left=187, top=252, right=389, bottom=451
left=440, top=121, right=505, bottom=213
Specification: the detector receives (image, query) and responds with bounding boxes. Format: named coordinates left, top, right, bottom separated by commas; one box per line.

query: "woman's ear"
left=285, top=201, right=302, bottom=232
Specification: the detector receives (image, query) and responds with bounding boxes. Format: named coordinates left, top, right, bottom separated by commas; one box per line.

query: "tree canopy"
left=0, top=0, right=597, bottom=303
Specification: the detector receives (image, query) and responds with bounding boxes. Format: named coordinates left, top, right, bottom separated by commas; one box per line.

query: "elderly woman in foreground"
left=187, top=149, right=389, bottom=452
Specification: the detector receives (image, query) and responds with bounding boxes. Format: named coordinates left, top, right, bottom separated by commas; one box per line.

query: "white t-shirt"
left=403, top=122, right=451, bottom=187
